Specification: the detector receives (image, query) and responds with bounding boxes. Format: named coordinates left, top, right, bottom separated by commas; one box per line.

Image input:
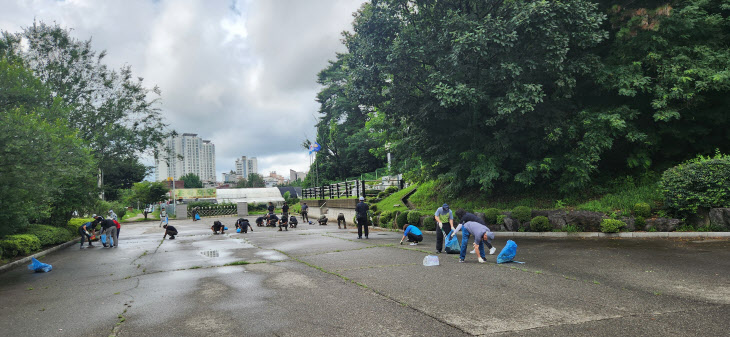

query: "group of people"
left=253, top=202, right=299, bottom=231
left=400, top=203, right=496, bottom=263
left=78, top=210, right=121, bottom=249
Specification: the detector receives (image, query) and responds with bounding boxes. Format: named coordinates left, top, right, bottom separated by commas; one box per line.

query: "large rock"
left=532, top=210, right=567, bottom=229
left=565, top=211, right=606, bottom=231
left=620, top=217, right=636, bottom=231
left=474, top=212, right=488, bottom=225
left=709, top=208, right=730, bottom=230
left=503, top=218, right=517, bottom=231
left=645, top=218, right=682, bottom=232
left=686, top=207, right=710, bottom=227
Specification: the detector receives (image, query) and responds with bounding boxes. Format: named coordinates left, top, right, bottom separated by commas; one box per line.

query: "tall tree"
left=180, top=173, right=203, bottom=188
left=101, top=157, right=149, bottom=201
left=0, top=21, right=170, bottom=198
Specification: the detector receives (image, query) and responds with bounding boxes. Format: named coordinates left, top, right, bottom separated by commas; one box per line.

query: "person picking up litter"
left=236, top=218, right=253, bottom=233
left=212, top=220, right=225, bottom=234
left=433, top=203, right=454, bottom=253
left=163, top=224, right=178, bottom=239
left=78, top=220, right=98, bottom=249
left=453, top=221, right=495, bottom=263
left=400, top=224, right=423, bottom=245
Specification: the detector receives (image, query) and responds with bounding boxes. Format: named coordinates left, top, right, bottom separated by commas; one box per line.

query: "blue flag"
left=309, top=142, right=321, bottom=154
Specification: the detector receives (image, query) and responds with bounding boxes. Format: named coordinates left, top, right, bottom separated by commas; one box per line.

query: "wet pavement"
left=0, top=217, right=728, bottom=336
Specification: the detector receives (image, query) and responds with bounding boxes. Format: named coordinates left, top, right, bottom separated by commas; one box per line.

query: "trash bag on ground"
left=100, top=234, right=114, bottom=246
left=28, top=257, right=52, bottom=273
left=236, top=228, right=241, bottom=233
left=497, top=240, right=518, bottom=264
left=444, top=229, right=460, bottom=254
left=423, top=255, right=439, bottom=266
left=224, top=227, right=228, bottom=230
left=195, top=214, right=201, bottom=220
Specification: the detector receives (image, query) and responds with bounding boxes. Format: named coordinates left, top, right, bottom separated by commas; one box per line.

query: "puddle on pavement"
left=201, top=250, right=220, bottom=258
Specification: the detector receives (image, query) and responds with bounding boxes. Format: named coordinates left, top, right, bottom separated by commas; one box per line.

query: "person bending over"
left=256, top=216, right=265, bottom=227
left=453, top=221, right=495, bottom=263
left=163, top=224, right=178, bottom=239
left=278, top=216, right=289, bottom=231
left=400, top=224, right=423, bottom=246
left=337, top=213, right=347, bottom=229
left=78, top=221, right=98, bottom=249
left=236, top=218, right=253, bottom=233
left=212, top=220, right=225, bottom=234
left=267, top=213, right=279, bottom=227
left=96, top=216, right=118, bottom=248
left=289, top=215, right=298, bottom=228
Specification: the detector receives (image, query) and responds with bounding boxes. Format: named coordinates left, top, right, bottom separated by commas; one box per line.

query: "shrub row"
left=1, top=218, right=94, bottom=258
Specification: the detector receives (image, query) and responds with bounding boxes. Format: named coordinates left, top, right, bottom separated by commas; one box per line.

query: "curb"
left=0, top=238, right=80, bottom=274
left=409, top=228, right=730, bottom=239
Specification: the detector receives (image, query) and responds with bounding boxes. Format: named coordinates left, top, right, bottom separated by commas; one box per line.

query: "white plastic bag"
left=423, top=255, right=439, bottom=266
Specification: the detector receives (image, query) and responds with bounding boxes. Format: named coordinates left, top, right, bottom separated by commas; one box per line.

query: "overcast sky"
left=0, top=0, right=364, bottom=181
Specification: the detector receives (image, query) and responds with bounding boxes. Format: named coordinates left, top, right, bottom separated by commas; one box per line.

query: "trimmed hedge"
left=396, top=211, right=410, bottom=228
left=530, top=216, right=551, bottom=232
left=660, top=152, right=730, bottom=216
left=484, top=208, right=500, bottom=224
left=600, top=219, right=626, bottom=233
left=26, top=225, right=74, bottom=246
left=512, top=206, right=532, bottom=223
left=422, top=216, right=437, bottom=231
left=407, top=211, right=421, bottom=226
left=633, top=203, right=651, bottom=218
left=67, top=218, right=95, bottom=234
left=0, top=234, right=41, bottom=258
left=380, top=211, right=394, bottom=225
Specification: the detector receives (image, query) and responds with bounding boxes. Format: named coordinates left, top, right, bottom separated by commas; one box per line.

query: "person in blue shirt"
left=78, top=221, right=98, bottom=249
left=400, top=224, right=423, bottom=245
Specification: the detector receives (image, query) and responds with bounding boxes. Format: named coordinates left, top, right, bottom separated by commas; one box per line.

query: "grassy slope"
left=374, top=185, right=417, bottom=213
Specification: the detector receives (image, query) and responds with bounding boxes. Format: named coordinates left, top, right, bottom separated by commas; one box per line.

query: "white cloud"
left=0, top=0, right=364, bottom=180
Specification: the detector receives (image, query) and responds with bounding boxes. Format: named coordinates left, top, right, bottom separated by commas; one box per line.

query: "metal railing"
left=302, top=178, right=404, bottom=200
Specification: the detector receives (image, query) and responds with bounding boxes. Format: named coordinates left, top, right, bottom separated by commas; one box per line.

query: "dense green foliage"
left=484, top=208, right=500, bottom=225
left=236, top=173, right=266, bottom=188
left=633, top=203, right=652, bottom=217
left=530, top=216, right=552, bottom=232
left=600, top=219, right=626, bottom=233
left=422, top=216, right=437, bottom=231
left=396, top=211, right=410, bottom=228
left=0, top=234, right=41, bottom=257
left=512, top=206, right=532, bottom=223
left=660, top=151, right=730, bottom=216
left=310, top=0, right=730, bottom=198
left=180, top=173, right=203, bottom=188
left=25, top=225, right=74, bottom=246
left=122, top=182, right=169, bottom=210
left=407, top=211, right=421, bottom=226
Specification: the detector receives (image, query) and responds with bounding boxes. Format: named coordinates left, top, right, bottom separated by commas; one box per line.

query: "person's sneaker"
left=470, top=250, right=475, bottom=254
left=169, top=236, right=175, bottom=240
left=357, top=237, right=362, bottom=239
left=478, top=257, right=486, bottom=263
left=365, top=236, right=368, bottom=239
left=409, top=242, right=417, bottom=246
left=436, top=251, right=442, bottom=254
left=80, top=245, right=84, bottom=249
left=458, top=259, right=464, bottom=263
left=489, top=247, right=496, bottom=255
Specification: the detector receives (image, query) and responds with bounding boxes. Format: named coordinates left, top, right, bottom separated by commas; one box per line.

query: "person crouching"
left=278, top=216, right=289, bottom=231
left=212, top=220, right=225, bottom=234
left=236, top=218, right=253, bottom=233
left=163, top=224, right=178, bottom=239
left=400, top=224, right=423, bottom=246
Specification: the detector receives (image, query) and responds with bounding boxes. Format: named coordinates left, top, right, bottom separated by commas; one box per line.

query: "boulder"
left=620, top=217, right=636, bottom=231
left=686, top=207, right=711, bottom=227
left=645, top=218, right=682, bottom=232
left=503, top=218, right=517, bottom=231
left=709, top=208, right=730, bottom=230
left=565, top=211, right=607, bottom=231
left=474, top=212, right=488, bottom=225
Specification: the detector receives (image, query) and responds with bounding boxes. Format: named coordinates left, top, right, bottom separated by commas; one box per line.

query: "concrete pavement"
left=0, top=217, right=728, bottom=336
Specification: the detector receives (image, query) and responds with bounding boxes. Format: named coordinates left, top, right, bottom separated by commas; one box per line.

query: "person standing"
left=78, top=220, right=98, bottom=249
left=301, top=203, right=309, bottom=223
left=108, top=209, right=118, bottom=221
left=159, top=207, right=168, bottom=227
left=282, top=202, right=289, bottom=218
left=454, top=221, right=495, bottom=263
left=355, top=196, right=369, bottom=239
left=400, top=224, right=423, bottom=245
left=434, top=204, right=454, bottom=253
left=163, top=224, right=178, bottom=239
left=267, top=202, right=275, bottom=214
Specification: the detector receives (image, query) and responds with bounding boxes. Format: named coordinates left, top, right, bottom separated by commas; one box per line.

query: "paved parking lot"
left=1, top=217, right=728, bottom=336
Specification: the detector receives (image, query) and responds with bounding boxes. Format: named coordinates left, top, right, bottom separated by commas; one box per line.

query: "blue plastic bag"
left=28, top=257, right=52, bottom=273
left=444, top=230, right=460, bottom=254
left=236, top=228, right=241, bottom=233
left=224, top=227, right=228, bottom=230
left=497, top=240, right=518, bottom=264
left=195, top=214, right=201, bottom=220
left=100, top=234, right=114, bottom=246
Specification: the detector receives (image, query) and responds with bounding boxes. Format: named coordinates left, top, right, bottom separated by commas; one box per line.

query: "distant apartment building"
left=155, top=133, right=216, bottom=183
left=222, top=171, right=239, bottom=184
left=290, top=169, right=307, bottom=182
left=235, top=156, right=258, bottom=179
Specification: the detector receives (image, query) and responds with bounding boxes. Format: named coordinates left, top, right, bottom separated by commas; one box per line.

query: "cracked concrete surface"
left=0, top=217, right=728, bottom=336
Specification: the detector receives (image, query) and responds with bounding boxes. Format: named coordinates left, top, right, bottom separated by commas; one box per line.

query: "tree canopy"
left=180, top=173, right=203, bottom=188
left=309, top=0, right=730, bottom=196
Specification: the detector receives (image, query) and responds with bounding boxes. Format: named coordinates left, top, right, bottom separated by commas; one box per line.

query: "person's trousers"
left=116, top=227, right=120, bottom=242
left=166, top=229, right=178, bottom=237
left=103, top=227, right=118, bottom=247
left=338, top=218, right=346, bottom=228
left=459, top=227, right=487, bottom=260
left=357, top=217, right=368, bottom=238
left=302, top=211, right=308, bottom=222
left=78, top=228, right=92, bottom=246
left=407, top=233, right=423, bottom=243
left=436, top=223, right=452, bottom=252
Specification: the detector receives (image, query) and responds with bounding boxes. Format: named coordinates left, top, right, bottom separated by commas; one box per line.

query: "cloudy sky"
left=0, top=0, right=364, bottom=180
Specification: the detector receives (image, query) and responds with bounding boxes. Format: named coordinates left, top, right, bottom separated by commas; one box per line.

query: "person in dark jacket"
left=211, top=220, right=225, bottom=234
left=236, top=218, right=253, bottom=233
left=289, top=215, right=298, bottom=228
left=256, top=216, right=265, bottom=227
left=337, top=213, right=347, bottom=229
left=267, top=202, right=275, bottom=214
left=163, top=224, right=178, bottom=239
left=95, top=216, right=117, bottom=248
left=78, top=221, right=98, bottom=249
left=301, top=203, right=309, bottom=223
left=266, top=213, right=279, bottom=227
left=355, top=196, right=370, bottom=239
left=278, top=216, right=288, bottom=231
left=454, top=209, right=496, bottom=257
left=282, top=202, right=289, bottom=217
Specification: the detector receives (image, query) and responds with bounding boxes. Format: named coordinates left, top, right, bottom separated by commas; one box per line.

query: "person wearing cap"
left=301, top=202, right=309, bottom=223
left=453, top=221, right=495, bottom=263
left=355, top=196, right=370, bottom=239
left=108, top=209, right=118, bottom=221
left=434, top=204, right=454, bottom=253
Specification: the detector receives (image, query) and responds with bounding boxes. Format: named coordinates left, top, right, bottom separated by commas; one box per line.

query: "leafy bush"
left=396, top=211, right=410, bottom=228
left=661, top=151, right=730, bottom=216
left=92, top=200, right=127, bottom=220
left=380, top=211, right=393, bottom=224
left=26, top=225, right=74, bottom=246
left=634, top=216, right=646, bottom=231
left=407, top=211, right=421, bottom=226
left=370, top=204, right=378, bottom=212
left=372, top=216, right=380, bottom=227
left=633, top=203, right=651, bottom=217
left=512, top=206, right=532, bottom=222
left=422, top=216, right=437, bottom=231
left=600, top=219, right=626, bottom=233
left=675, top=224, right=695, bottom=232
left=385, top=186, right=399, bottom=194
left=562, top=224, right=580, bottom=232
left=530, top=216, right=551, bottom=232
left=484, top=208, right=500, bottom=224
left=0, top=234, right=42, bottom=257
left=496, top=215, right=506, bottom=225
left=67, top=218, right=95, bottom=234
